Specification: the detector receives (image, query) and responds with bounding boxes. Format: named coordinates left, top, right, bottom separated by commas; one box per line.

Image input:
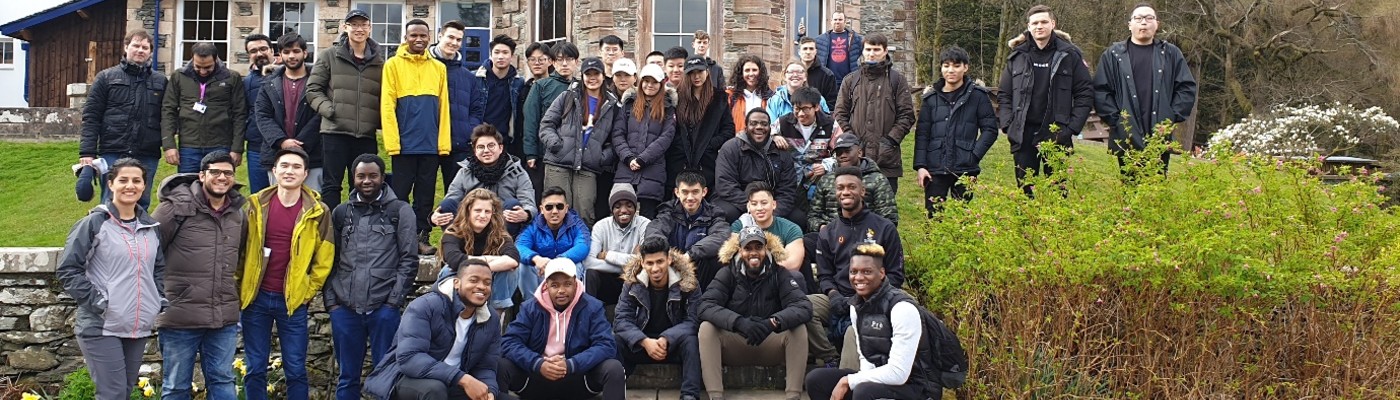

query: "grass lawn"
left=0, top=134, right=1125, bottom=247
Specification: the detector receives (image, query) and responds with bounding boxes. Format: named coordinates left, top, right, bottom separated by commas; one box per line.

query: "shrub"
left=1208, top=102, right=1398, bottom=157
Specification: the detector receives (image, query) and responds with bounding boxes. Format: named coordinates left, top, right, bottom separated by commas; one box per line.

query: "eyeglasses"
left=543, top=203, right=567, bottom=211
left=795, top=105, right=817, bottom=113
left=528, top=56, right=551, bottom=64
left=203, top=168, right=235, bottom=177
left=347, top=22, right=372, bottom=30
left=1131, top=15, right=1157, bottom=22
left=785, top=69, right=804, bottom=75
left=475, top=142, right=500, bottom=151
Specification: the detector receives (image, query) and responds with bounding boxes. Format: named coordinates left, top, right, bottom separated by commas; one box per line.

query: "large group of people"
left=62, top=2, right=1195, bottom=400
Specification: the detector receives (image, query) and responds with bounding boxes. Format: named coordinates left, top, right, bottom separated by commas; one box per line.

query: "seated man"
left=808, top=134, right=898, bottom=232
left=805, top=242, right=941, bottom=400
left=646, top=171, right=729, bottom=290
left=713, top=109, right=803, bottom=228
left=498, top=258, right=625, bottom=400
left=697, top=226, right=812, bottom=400
left=775, top=86, right=838, bottom=198
left=585, top=184, right=652, bottom=308
left=517, top=186, right=591, bottom=295
left=364, top=259, right=503, bottom=400
left=613, top=237, right=703, bottom=400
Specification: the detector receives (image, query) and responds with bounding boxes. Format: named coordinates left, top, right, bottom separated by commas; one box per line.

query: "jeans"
left=247, top=149, right=270, bottom=192
left=179, top=147, right=231, bottom=173
left=616, top=333, right=702, bottom=397
left=391, top=154, right=439, bottom=234
left=159, top=325, right=239, bottom=400
left=322, top=135, right=380, bottom=210
left=330, top=305, right=401, bottom=400
left=98, top=154, right=159, bottom=210
left=241, top=290, right=310, bottom=400
left=438, top=266, right=520, bottom=310
left=77, top=335, right=147, bottom=400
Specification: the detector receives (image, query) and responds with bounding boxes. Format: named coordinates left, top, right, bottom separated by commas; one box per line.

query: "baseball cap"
left=738, top=225, right=767, bottom=247
left=580, top=57, right=606, bottom=75
left=344, top=9, right=370, bottom=23
left=683, top=55, right=708, bottom=73
left=832, top=134, right=861, bottom=150
left=639, top=63, right=665, bottom=82
left=543, top=258, right=579, bottom=279
left=611, top=58, right=638, bottom=77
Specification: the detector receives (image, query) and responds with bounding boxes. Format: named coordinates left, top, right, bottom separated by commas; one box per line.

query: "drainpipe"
left=22, top=42, right=29, bottom=104
left=152, top=0, right=161, bottom=70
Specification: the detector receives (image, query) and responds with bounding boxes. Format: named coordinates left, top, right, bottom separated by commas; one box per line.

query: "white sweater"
left=848, top=301, right=923, bottom=388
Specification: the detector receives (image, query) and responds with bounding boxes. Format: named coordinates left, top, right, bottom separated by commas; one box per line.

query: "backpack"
left=888, top=289, right=969, bottom=390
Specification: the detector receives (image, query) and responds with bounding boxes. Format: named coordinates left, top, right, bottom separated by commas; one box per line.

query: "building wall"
left=19, top=0, right=126, bottom=108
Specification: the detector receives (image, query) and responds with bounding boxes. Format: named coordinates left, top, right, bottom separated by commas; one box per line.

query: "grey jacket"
left=57, top=203, right=167, bottom=338
left=1092, top=39, right=1198, bottom=153
left=326, top=187, right=419, bottom=312
left=538, top=83, right=620, bottom=174
left=438, top=154, right=538, bottom=219
left=306, top=38, right=385, bottom=138
left=152, top=174, right=246, bottom=330
left=585, top=216, right=652, bottom=274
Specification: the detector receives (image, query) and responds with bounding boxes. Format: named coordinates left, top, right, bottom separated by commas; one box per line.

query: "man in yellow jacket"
left=382, top=18, right=452, bottom=255
left=238, top=147, right=335, bottom=400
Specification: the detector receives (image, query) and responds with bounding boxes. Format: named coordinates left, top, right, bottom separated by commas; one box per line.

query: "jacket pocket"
left=954, top=138, right=978, bottom=170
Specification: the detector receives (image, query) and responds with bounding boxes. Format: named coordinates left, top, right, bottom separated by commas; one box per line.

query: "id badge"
left=193, top=102, right=208, bottom=113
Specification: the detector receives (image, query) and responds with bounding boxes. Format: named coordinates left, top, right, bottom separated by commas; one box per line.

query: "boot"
left=418, top=232, right=437, bottom=255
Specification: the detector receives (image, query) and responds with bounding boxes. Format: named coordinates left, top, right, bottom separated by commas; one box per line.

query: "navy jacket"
left=913, top=81, right=999, bottom=176
left=243, top=68, right=269, bottom=149
left=254, top=66, right=323, bottom=169
left=432, top=46, right=485, bottom=153
left=364, top=276, right=502, bottom=399
left=479, top=65, right=525, bottom=142
left=502, top=285, right=616, bottom=375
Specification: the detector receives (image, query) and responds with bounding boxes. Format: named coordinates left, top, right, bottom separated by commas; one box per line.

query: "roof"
left=0, top=0, right=110, bottom=41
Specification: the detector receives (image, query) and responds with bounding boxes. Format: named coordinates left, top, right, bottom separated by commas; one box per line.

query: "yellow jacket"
left=381, top=43, right=452, bottom=156
left=238, top=186, right=335, bottom=314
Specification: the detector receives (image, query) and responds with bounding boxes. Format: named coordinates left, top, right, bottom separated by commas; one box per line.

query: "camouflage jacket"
left=808, top=157, right=898, bottom=231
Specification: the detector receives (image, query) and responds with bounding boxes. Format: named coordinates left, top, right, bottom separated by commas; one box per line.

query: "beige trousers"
left=698, top=321, right=809, bottom=397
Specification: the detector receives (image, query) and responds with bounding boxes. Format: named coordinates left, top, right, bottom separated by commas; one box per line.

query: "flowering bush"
left=1208, top=102, right=1398, bottom=156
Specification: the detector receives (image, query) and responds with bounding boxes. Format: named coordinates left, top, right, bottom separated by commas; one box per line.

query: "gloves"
left=735, top=317, right=773, bottom=346
left=829, top=293, right=849, bottom=319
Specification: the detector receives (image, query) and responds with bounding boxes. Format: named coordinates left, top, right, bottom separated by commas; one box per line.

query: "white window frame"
left=535, top=0, right=569, bottom=44
left=0, top=38, right=14, bottom=68
left=794, top=0, right=826, bottom=38
left=438, top=0, right=493, bottom=30
left=263, top=1, right=318, bottom=51
left=352, top=1, right=406, bottom=57
left=174, top=0, right=233, bottom=63
left=650, top=0, right=709, bottom=54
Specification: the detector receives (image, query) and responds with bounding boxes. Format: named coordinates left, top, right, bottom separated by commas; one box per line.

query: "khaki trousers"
left=698, top=321, right=809, bottom=397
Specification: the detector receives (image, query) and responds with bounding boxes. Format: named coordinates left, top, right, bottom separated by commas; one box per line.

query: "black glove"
left=829, top=293, right=849, bottom=319
left=736, top=317, right=772, bottom=346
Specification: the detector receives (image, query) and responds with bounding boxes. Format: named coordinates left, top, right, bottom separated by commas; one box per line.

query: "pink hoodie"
left=534, top=277, right=585, bottom=357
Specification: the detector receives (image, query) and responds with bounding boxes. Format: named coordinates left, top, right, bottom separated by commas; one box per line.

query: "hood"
left=1009, top=29, right=1073, bottom=49
left=434, top=274, right=493, bottom=323
left=394, top=43, right=433, bottom=62
left=621, top=248, right=698, bottom=292
left=717, top=231, right=788, bottom=265
left=532, top=269, right=585, bottom=357
left=429, top=45, right=464, bottom=66
left=348, top=183, right=400, bottom=206
left=856, top=157, right=882, bottom=175
left=156, top=173, right=246, bottom=215
left=89, top=202, right=159, bottom=227
left=180, top=59, right=231, bottom=82
left=740, top=130, right=774, bottom=152
left=621, top=86, right=678, bottom=108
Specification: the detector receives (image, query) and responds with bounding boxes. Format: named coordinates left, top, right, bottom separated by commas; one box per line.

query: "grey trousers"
left=543, top=164, right=599, bottom=224
left=77, top=335, right=149, bottom=400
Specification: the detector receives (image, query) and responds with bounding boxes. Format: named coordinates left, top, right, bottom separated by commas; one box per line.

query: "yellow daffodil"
left=22, top=393, right=41, bottom=400
left=143, top=385, right=155, bottom=397
left=138, top=376, right=151, bottom=388
left=267, top=384, right=277, bottom=393
left=271, top=357, right=282, bottom=370
left=191, top=382, right=199, bottom=392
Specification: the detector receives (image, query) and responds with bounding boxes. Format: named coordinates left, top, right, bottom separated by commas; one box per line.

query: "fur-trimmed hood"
left=717, top=231, right=788, bottom=264
left=621, top=248, right=698, bottom=292
left=1008, top=29, right=1073, bottom=48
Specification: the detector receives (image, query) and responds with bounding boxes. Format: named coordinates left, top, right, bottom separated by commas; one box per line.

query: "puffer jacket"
left=162, top=59, right=246, bottom=152
left=765, top=85, right=830, bottom=125
left=809, top=29, right=865, bottom=81
left=364, top=276, right=502, bottom=399
left=697, top=232, right=812, bottom=331
left=502, top=275, right=615, bottom=375
left=326, top=187, right=418, bottom=313
left=914, top=81, right=999, bottom=176
left=833, top=59, right=916, bottom=178
left=516, top=209, right=591, bottom=264
left=239, top=186, right=335, bottom=314
left=997, top=31, right=1094, bottom=151
left=523, top=72, right=575, bottom=160
left=57, top=203, right=166, bottom=338
left=713, top=134, right=799, bottom=216
left=807, top=157, right=899, bottom=231
left=666, top=92, right=735, bottom=192
left=538, top=83, right=620, bottom=173
left=152, top=174, right=245, bottom=330
left=438, top=154, right=538, bottom=217
left=81, top=59, right=167, bottom=157
left=432, top=46, right=485, bottom=153
left=614, top=249, right=700, bottom=351
left=1092, top=39, right=1198, bottom=154
left=612, top=87, right=677, bottom=200
left=255, top=66, right=323, bottom=169
left=645, top=200, right=728, bottom=262
left=306, top=38, right=385, bottom=139
left=382, top=44, right=452, bottom=156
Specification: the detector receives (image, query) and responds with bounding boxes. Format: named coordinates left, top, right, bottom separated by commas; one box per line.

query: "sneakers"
left=418, top=232, right=437, bottom=255
left=680, top=395, right=700, bottom=400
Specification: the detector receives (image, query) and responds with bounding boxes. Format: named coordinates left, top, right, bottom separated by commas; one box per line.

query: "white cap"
left=543, top=258, right=579, bottom=279
left=611, top=58, right=638, bottom=77
left=638, top=63, right=666, bottom=83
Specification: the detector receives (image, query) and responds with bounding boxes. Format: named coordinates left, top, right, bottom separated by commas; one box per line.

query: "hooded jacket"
left=326, top=187, right=418, bottom=312
left=646, top=200, right=729, bottom=262
left=697, top=233, right=812, bottom=331
left=162, top=59, right=246, bottom=152
left=585, top=215, right=653, bottom=274
left=727, top=86, right=774, bottom=133
left=765, top=85, right=830, bottom=125
left=806, top=62, right=840, bottom=108
left=815, top=208, right=904, bottom=298
left=833, top=58, right=916, bottom=178
left=614, top=249, right=700, bottom=351
left=776, top=111, right=838, bottom=188
left=364, top=275, right=502, bottom=399
left=438, top=154, right=537, bottom=218
left=539, top=82, right=620, bottom=173
left=81, top=59, right=167, bottom=158
left=516, top=209, right=591, bottom=264
left=714, top=134, right=800, bottom=217
left=914, top=81, right=999, bottom=176
left=808, top=157, right=898, bottom=231
left=523, top=72, right=575, bottom=160
left=306, top=38, right=385, bottom=139
left=239, top=186, right=335, bottom=314
left=612, top=87, right=677, bottom=201
left=57, top=203, right=166, bottom=338
left=997, top=31, right=1094, bottom=151
left=433, top=46, right=486, bottom=153
left=1092, top=39, right=1198, bottom=153
left=502, top=274, right=615, bottom=375
left=666, top=91, right=735, bottom=192
left=152, top=174, right=246, bottom=330
left=382, top=44, right=452, bottom=156
left=477, top=65, right=526, bottom=141
left=255, top=66, right=324, bottom=169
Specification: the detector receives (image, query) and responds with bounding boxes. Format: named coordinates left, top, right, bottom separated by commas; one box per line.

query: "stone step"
left=627, top=364, right=817, bottom=390
left=628, top=390, right=809, bottom=400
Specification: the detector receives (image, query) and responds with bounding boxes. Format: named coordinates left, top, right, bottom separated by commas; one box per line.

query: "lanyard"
left=198, top=82, right=208, bottom=102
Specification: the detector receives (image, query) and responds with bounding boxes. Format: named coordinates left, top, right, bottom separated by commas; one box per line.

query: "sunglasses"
left=543, top=203, right=567, bottom=211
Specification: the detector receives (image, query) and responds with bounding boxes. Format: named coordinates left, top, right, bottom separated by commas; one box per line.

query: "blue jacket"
left=244, top=68, right=269, bottom=148
left=364, top=276, right=502, bottom=399
left=502, top=281, right=616, bottom=375
left=478, top=65, right=525, bottom=142
left=432, top=46, right=485, bottom=153
left=807, top=29, right=864, bottom=82
left=516, top=209, right=590, bottom=264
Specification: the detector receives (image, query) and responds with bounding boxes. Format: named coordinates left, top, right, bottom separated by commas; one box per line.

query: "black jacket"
left=645, top=200, right=729, bottom=262
left=666, top=92, right=735, bottom=192
left=613, top=249, right=700, bottom=352
left=1092, top=39, right=1198, bottom=153
left=697, top=234, right=812, bottom=331
left=914, top=81, right=999, bottom=176
left=806, top=62, right=839, bottom=108
left=713, top=135, right=799, bottom=216
left=816, top=208, right=904, bottom=297
left=996, top=31, right=1094, bottom=151
left=255, top=67, right=324, bottom=169
left=81, top=60, right=167, bottom=157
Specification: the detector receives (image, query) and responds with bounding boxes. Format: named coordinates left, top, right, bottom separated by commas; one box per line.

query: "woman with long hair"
left=726, top=54, right=775, bottom=133
left=57, top=158, right=165, bottom=400
left=538, top=56, right=620, bottom=225
left=440, top=188, right=521, bottom=316
left=612, top=64, right=676, bottom=217
left=666, top=55, right=736, bottom=193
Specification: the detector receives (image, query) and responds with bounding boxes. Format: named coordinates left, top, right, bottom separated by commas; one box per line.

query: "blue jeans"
left=178, top=147, right=231, bottom=173
left=98, top=154, right=159, bottom=210
left=246, top=149, right=270, bottom=192
left=241, top=291, right=309, bottom=400
left=159, top=325, right=239, bottom=400
left=329, top=305, right=401, bottom=400
left=436, top=266, right=520, bottom=310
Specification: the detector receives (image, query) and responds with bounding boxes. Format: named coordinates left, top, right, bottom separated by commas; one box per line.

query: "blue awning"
left=0, top=0, right=110, bottom=41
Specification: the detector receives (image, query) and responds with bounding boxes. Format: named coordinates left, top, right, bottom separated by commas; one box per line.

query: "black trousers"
left=584, top=270, right=624, bottom=306
left=440, top=152, right=471, bottom=196
left=497, top=357, right=625, bottom=400
left=924, top=174, right=972, bottom=217
left=804, top=367, right=939, bottom=400
left=392, top=376, right=514, bottom=400
left=887, top=176, right=900, bottom=196
left=615, top=333, right=703, bottom=397
left=321, top=135, right=379, bottom=210
left=639, top=198, right=662, bottom=219
left=1116, top=150, right=1172, bottom=182
left=391, top=155, right=438, bottom=234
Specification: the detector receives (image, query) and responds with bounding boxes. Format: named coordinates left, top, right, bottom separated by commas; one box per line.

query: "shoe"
left=784, top=392, right=802, bottom=400
left=418, top=233, right=438, bottom=255
left=680, top=395, right=699, bottom=400
left=707, top=393, right=724, bottom=400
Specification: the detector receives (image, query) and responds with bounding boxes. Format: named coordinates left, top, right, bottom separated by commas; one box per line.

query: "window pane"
left=196, top=1, right=212, bottom=20
left=372, top=4, right=387, bottom=22
left=212, top=22, right=228, bottom=39
left=654, top=1, right=678, bottom=32
left=387, top=25, right=401, bottom=42
left=214, top=1, right=228, bottom=20
left=183, top=21, right=200, bottom=39
left=681, top=0, right=706, bottom=32
left=388, top=5, right=403, bottom=21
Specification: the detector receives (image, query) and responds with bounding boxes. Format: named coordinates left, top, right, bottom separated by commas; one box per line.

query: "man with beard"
left=645, top=171, right=729, bottom=290
left=364, top=259, right=505, bottom=400
left=697, top=226, right=812, bottom=400
left=432, top=20, right=486, bottom=201
left=382, top=19, right=451, bottom=256
left=433, top=125, right=537, bottom=235
left=308, top=9, right=384, bottom=210
left=254, top=34, right=323, bottom=193
left=613, top=237, right=703, bottom=400
left=162, top=42, right=246, bottom=173
left=809, top=133, right=898, bottom=232
left=585, top=185, right=652, bottom=308
left=81, top=30, right=166, bottom=210
left=326, top=154, right=419, bottom=400
left=713, top=109, right=801, bottom=226
left=243, top=33, right=276, bottom=192
left=498, top=259, right=625, bottom=400
left=833, top=34, right=914, bottom=194
left=152, top=151, right=247, bottom=400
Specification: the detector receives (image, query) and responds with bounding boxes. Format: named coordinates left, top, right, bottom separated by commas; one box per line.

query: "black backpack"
left=889, top=289, right=969, bottom=390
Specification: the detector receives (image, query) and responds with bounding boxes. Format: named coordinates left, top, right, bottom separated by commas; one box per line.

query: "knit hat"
left=608, top=183, right=638, bottom=208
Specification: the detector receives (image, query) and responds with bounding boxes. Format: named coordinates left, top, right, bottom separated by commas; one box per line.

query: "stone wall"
left=0, top=108, right=83, bottom=142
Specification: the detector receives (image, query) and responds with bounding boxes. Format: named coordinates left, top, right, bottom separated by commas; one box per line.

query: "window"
left=0, top=39, right=13, bottom=67
left=266, top=2, right=317, bottom=51
left=651, top=0, right=707, bottom=53
left=178, top=0, right=231, bottom=63
left=353, top=2, right=404, bottom=57
left=795, top=0, right=823, bottom=41
left=439, top=0, right=491, bottom=29
left=536, top=0, right=568, bottom=44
